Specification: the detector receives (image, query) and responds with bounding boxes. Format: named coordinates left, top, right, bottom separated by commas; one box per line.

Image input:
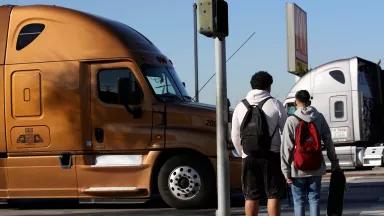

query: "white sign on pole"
left=286, top=3, right=308, bottom=76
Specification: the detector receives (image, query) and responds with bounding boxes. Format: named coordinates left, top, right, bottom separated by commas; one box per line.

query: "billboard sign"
left=286, top=3, right=308, bottom=76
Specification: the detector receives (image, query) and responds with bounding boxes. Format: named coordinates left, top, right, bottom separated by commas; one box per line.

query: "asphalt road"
left=0, top=168, right=383, bottom=216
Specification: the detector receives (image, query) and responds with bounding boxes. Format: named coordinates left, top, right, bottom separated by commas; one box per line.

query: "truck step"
left=81, top=187, right=145, bottom=193
left=79, top=197, right=149, bottom=204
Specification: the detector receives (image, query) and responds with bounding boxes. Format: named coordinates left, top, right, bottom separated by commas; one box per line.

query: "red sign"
left=286, top=3, right=308, bottom=76
left=294, top=6, right=308, bottom=65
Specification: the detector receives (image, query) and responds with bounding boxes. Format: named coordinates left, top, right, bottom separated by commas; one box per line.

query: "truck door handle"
left=95, top=128, right=104, bottom=143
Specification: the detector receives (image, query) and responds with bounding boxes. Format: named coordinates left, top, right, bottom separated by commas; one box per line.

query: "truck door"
left=76, top=60, right=159, bottom=197
left=330, top=96, right=347, bottom=122
left=329, top=95, right=352, bottom=140
left=88, top=60, right=152, bottom=151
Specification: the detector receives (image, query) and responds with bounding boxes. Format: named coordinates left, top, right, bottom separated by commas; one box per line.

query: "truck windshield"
left=142, top=65, right=191, bottom=102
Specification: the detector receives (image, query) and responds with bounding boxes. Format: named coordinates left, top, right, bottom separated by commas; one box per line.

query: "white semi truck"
left=284, top=57, right=384, bottom=169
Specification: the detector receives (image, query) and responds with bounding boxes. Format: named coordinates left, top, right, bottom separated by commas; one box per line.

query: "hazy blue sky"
left=3, top=0, right=384, bottom=106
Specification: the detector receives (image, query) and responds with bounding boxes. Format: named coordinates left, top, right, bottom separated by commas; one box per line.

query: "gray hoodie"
left=281, top=106, right=339, bottom=179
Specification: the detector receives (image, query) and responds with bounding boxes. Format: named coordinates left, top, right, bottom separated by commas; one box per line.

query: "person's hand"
left=286, top=178, right=293, bottom=184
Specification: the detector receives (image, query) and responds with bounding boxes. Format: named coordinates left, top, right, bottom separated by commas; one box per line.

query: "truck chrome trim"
left=93, top=155, right=142, bottom=167
left=81, top=187, right=139, bottom=193
left=363, top=146, right=384, bottom=167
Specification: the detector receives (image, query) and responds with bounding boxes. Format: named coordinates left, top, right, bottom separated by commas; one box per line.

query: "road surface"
left=0, top=168, right=383, bottom=216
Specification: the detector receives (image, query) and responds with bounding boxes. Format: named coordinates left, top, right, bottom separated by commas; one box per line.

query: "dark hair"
left=295, top=90, right=311, bottom=106
left=250, top=71, right=273, bottom=90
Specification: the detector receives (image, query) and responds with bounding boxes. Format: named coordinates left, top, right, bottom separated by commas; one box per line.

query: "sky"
left=3, top=0, right=384, bottom=106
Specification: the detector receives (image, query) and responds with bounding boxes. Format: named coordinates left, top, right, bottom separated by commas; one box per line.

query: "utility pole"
left=193, top=3, right=199, bottom=102
left=215, top=36, right=230, bottom=216
left=196, top=0, right=229, bottom=215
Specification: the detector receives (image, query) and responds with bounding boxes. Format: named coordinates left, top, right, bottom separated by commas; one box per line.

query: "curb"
left=323, top=169, right=384, bottom=180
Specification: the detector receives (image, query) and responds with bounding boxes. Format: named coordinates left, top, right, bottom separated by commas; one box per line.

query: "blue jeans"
left=291, top=176, right=322, bottom=216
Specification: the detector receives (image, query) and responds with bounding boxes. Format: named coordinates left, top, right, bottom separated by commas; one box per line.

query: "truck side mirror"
left=118, top=77, right=143, bottom=118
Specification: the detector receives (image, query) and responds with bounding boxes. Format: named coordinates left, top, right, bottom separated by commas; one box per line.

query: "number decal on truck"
left=205, top=120, right=216, bottom=127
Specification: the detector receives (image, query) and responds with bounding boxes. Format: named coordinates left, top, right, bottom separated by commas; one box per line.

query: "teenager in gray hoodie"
left=281, top=90, right=340, bottom=216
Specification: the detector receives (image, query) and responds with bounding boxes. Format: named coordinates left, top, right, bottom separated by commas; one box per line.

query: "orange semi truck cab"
left=0, top=5, right=241, bottom=208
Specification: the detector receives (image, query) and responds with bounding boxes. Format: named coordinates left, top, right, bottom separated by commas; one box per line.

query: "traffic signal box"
left=197, top=0, right=228, bottom=38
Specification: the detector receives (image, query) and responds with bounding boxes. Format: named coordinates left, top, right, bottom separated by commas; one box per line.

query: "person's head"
left=295, top=90, right=311, bottom=107
left=250, top=71, right=273, bottom=92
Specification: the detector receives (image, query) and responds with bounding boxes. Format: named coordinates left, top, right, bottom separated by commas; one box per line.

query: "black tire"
left=157, top=154, right=216, bottom=209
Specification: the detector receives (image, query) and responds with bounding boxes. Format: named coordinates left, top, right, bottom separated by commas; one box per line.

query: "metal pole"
left=215, top=37, right=230, bottom=216
left=193, top=3, right=199, bottom=102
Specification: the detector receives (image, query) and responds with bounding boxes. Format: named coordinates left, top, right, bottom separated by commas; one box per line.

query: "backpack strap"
left=292, top=114, right=302, bottom=122
left=240, top=99, right=251, bottom=137
left=242, top=97, right=273, bottom=110
left=241, top=99, right=251, bottom=110
left=271, top=124, right=279, bottom=138
left=258, top=96, right=273, bottom=109
left=259, top=96, right=277, bottom=137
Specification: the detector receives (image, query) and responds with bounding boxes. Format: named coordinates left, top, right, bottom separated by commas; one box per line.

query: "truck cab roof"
left=286, top=56, right=382, bottom=99
left=0, top=5, right=163, bottom=64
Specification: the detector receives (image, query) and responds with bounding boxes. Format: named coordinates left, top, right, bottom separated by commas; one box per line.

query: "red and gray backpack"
left=293, top=115, right=323, bottom=170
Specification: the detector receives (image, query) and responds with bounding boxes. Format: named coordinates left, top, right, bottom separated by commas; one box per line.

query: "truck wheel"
left=157, top=155, right=215, bottom=209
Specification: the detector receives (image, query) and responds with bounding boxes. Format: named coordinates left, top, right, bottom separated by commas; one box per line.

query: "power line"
left=194, top=32, right=256, bottom=100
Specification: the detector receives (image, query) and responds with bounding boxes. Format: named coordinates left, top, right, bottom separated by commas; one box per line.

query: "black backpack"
left=240, top=97, right=274, bottom=156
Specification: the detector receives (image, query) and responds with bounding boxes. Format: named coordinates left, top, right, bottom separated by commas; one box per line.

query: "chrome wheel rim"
left=168, top=166, right=201, bottom=200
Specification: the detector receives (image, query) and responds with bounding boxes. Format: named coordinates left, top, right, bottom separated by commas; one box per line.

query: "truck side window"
left=98, top=68, right=141, bottom=104
left=329, top=70, right=345, bottom=84
left=334, top=101, right=344, bottom=118
left=17, top=23, right=45, bottom=50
